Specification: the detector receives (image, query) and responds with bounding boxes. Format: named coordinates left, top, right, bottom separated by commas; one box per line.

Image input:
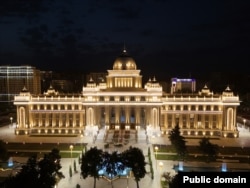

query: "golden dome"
left=113, top=49, right=137, bottom=70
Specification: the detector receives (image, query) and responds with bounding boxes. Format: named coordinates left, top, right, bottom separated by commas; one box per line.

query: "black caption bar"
left=175, top=171, right=250, bottom=188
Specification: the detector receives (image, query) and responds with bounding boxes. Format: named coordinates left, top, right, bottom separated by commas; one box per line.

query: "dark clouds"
left=0, top=0, right=250, bottom=80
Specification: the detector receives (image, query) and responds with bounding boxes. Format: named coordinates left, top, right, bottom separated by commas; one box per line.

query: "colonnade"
left=85, top=106, right=160, bottom=128
left=16, top=105, right=161, bottom=131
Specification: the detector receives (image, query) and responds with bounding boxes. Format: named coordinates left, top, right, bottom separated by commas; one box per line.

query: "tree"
left=102, top=151, right=125, bottom=188
left=69, top=165, right=72, bottom=177
left=74, top=159, right=77, bottom=172
left=198, top=137, right=219, bottom=162
left=1, top=149, right=64, bottom=188
left=169, top=124, right=181, bottom=145
left=48, top=148, right=64, bottom=179
left=168, top=124, right=187, bottom=160
left=169, top=173, right=180, bottom=188
left=162, top=172, right=177, bottom=187
left=1, top=155, right=39, bottom=188
left=37, top=148, right=64, bottom=187
left=122, top=146, right=147, bottom=188
left=81, top=147, right=103, bottom=188
left=0, top=139, right=9, bottom=161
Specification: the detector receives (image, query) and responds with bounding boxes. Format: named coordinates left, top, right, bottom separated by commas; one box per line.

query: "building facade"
left=13, top=49, right=240, bottom=138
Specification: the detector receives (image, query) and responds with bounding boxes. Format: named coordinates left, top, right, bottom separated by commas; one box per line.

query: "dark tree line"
left=168, top=124, right=219, bottom=162
left=167, top=125, right=220, bottom=188
left=198, top=137, right=219, bottom=162
left=0, top=148, right=64, bottom=188
left=81, top=146, right=146, bottom=188
left=0, top=139, right=9, bottom=161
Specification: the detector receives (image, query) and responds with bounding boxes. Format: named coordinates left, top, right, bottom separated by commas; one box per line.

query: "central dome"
left=113, top=49, right=137, bottom=70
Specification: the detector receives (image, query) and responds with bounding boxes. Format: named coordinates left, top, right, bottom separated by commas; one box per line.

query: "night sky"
left=0, top=0, right=250, bottom=81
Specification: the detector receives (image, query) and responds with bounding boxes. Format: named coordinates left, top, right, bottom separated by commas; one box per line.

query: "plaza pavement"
left=0, top=124, right=250, bottom=188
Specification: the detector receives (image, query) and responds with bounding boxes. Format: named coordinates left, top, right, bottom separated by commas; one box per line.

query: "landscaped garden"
left=3, top=142, right=86, bottom=158
left=153, top=144, right=250, bottom=163
left=2, top=140, right=250, bottom=162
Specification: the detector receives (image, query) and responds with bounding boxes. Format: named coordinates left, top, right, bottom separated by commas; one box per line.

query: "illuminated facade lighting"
left=13, top=49, right=240, bottom=138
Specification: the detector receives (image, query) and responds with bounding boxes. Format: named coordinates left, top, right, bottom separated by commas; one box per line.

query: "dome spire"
left=123, top=42, right=127, bottom=53
left=113, top=45, right=137, bottom=70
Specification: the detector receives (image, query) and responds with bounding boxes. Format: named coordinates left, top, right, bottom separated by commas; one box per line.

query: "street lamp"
left=155, top=146, right=159, bottom=158
left=159, top=161, right=163, bottom=175
left=155, top=146, right=159, bottom=169
left=243, top=119, right=246, bottom=128
left=10, top=117, right=13, bottom=127
left=126, top=175, right=129, bottom=188
left=151, top=135, right=155, bottom=144
left=69, top=145, right=74, bottom=166
left=80, top=134, right=84, bottom=152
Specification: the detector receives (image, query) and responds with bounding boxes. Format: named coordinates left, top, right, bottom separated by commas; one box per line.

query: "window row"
left=91, top=96, right=146, bottom=101
left=166, top=114, right=218, bottom=120
left=31, top=105, right=82, bottom=110
left=164, top=105, right=220, bottom=111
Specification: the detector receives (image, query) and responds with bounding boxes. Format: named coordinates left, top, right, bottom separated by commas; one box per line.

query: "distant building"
left=40, top=71, right=84, bottom=93
left=171, top=78, right=196, bottom=94
left=50, top=80, right=74, bottom=93
left=14, top=49, right=240, bottom=138
left=40, top=70, right=53, bottom=93
left=86, top=72, right=108, bottom=85
left=0, top=65, right=41, bottom=102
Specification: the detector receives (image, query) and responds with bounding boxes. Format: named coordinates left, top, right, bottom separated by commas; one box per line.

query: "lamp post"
left=155, top=146, right=159, bottom=169
left=10, top=117, right=13, bottom=127
left=80, top=134, right=84, bottom=152
left=69, top=145, right=74, bottom=166
left=243, top=119, right=246, bottom=128
left=126, top=175, right=129, bottom=188
left=159, top=161, right=163, bottom=176
left=151, top=135, right=155, bottom=144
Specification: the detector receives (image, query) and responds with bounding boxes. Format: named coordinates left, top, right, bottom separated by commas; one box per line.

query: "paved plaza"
left=1, top=123, right=250, bottom=188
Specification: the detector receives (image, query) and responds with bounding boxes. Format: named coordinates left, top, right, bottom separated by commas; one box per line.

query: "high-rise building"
left=13, top=49, right=240, bottom=138
left=0, top=65, right=41, bottom=102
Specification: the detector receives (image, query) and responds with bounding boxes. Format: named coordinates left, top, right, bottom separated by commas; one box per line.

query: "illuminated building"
left=171, top=78, right=196, bottom=94
left=13, top=49, right=240, bottom=138
left=0, top=65, right=41, bottom=102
